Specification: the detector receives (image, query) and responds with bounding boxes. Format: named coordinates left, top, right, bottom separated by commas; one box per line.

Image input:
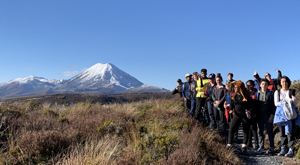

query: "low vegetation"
left=0, top=96, right=242, bottom=164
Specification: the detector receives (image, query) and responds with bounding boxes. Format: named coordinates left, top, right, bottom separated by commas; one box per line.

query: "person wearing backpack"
left=274, top=76, right=298, bottom=157
left=253, top=79, right=275, bottom=155
left=182, top=73, right=193, bottom=111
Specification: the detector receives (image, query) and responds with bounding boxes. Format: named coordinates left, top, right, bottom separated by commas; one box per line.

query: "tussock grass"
left=0, top=97, right=241, bottom=164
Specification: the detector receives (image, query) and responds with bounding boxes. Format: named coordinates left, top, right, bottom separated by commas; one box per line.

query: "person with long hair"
left=227, top=80, right=251, bottom=154
left=274, top=76, right=298, bottom=157
left=212, top=73, right=226, bottom=135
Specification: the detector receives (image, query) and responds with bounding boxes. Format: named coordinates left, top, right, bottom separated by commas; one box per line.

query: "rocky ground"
left=233, top=126, right=300, bottom=165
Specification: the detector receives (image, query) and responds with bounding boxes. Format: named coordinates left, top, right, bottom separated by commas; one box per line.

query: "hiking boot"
left=285, top=148, right=294, bottom=157
left=266, top=148, right=274, bottom=155
left=278, top=147, right=288, bottom=156
left=255, top=147, right=265, bottom=153
left=241, top=147, right=248, bottom=156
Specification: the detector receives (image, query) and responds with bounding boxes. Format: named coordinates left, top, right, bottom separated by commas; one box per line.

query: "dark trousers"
left=247, top=119, right=258, bottom=148
left=229, top=113, right=239, bottom=139
left=195, top=97, right=207, bottom=122
left=184, top=99, right=191, bottom=111
left=213, top=105, right=226, bottom=134
left=228, top=114, right=250, bottom=145
left=207, top=101, right=216, bottom=129
left=279, top=119, right=296, bottom=149
left=257, top=116, right=274, bottom=148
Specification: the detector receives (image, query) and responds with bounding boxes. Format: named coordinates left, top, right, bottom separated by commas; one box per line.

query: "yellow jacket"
left=196, top=78, right=210, bottom=98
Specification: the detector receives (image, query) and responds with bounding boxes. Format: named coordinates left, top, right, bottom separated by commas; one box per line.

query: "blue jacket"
left=273, top=101, right=300, bottom=133
left=182, top=81, right=192, bottom=100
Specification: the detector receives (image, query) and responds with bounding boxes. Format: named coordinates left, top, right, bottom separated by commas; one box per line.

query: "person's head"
left=208, top=73, right=216, bottom=84
left=265, top=72, right=271, bottom=80
left=260, top=79, right=269, bottom=91
left=280, top=76, right=291, bottom=89
left=177, top=79, right=182, bottom=85
left=185, top=73, right=192, bottom=82
left=216, top=73, right=223, bottom=85
left=232, top=80, right=247, bottom=101
left=226, top=81, right=234, bottom=93
left=201, top=68, right=207, bottom=78
left=228, top=73, right=233, bottom=80
left=193, top=72, right=199, bottom=81
left=246, top=80, right=255, bottom=91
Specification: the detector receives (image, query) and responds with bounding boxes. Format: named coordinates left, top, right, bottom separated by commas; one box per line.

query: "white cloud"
left=29, top=68, right=34, bottom=71
left=60, top=71, right=79, bottom=77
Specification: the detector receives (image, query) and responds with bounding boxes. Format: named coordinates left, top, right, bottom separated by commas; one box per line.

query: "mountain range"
left=0, top=63, right=169, bottom=99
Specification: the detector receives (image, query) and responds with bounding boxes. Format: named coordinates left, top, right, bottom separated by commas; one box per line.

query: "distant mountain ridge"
left=0, top=63, right=169, bottom=99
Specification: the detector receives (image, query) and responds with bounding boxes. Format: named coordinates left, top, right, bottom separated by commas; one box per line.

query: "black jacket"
left=254, top=70, right=282, bottom=91
left=252, top=89, right=276, bottom=120
left=172, top=84, right=183, bottom=97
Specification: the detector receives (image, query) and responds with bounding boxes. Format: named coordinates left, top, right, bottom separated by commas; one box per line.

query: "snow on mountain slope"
left=60, top=63, right=143, bottom=90
left=7, top=75, right=63, bottom=85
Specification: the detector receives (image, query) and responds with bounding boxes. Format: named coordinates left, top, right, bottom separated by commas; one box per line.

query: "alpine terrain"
left=0, top=63, right=169, bottom=99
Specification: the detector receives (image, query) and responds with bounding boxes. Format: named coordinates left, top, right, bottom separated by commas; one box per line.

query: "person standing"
left=253, top=69, right=282, bottom=91
left=172, top=79, right=183, bottom=97
left=212, top=74, right=226, bottom=135
left=227, top=80, right=251, bottom=154
left=195, top=69, right=210, bottom=123
left=182, top=73, right=192, bottom=111
left=206, top=73, right=216, bottom=129
left=253, top=79, right=275, bottom=154
left=227, top=73, right=235, bottom=83
left=274, top=76, right=298, bottom=157
left=189, top=72, right=199, bottom=116
left=246, top=80, right=259, bottom=150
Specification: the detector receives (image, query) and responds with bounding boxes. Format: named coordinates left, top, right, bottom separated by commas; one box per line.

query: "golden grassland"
left=0, top=96, right=248, bottom=164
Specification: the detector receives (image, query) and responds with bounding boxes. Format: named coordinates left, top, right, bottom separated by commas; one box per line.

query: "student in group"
left=274, top=76, right=298, bottom=157
left=246, top=80, right=259, bottom=149
left=212, top=73, right=226, bottom=135
left=253, top=79, right=275, bottom=154
left=172, top=79, right=183, bottom=97
left=195, top=69, right=210, bottom=123
left=182, top=73, right=193, bottom=111
left=253, top=69, right=282, bottom=91
left=227, top=80, right=251, bottom=154
left=227, top=73, right=235, bottom=83
left=206, top=73, right=216, bottom=129
left=224, top=81, right=239, bottom=139
left=189, top=72, right=199, bottom=116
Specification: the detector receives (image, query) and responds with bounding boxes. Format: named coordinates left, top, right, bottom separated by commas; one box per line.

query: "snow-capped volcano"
left=59, top=63, right=143, bottom=91
left=0, top=63, right=168, bottom=99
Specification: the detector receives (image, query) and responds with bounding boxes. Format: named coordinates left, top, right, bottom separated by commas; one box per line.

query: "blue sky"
left=1, top=0, right=300, bottom=90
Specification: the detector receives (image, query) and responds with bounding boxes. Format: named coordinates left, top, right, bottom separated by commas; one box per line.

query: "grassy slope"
left=0, top=96, right=242, bottom=165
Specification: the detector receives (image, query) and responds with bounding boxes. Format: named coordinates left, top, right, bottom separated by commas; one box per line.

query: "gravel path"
left=231, top=126, right=300, bottom=165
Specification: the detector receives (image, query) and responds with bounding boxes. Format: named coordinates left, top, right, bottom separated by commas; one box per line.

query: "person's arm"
left=182, top=83, right=186, bottom=99
left=274, top=69, right=282, bottom=86
left=230, top=96, right=235, bottom=112
left=212, top=87, right=216, bottom=102
left=290, top=89, right=298, bottom=106
left=274, top=90, right=281, bottom=106
left=254, top=71, right=261, bottom=82
left=269, top=91, right=276, bottom=116
left=219, top=88, right=226, bottom=103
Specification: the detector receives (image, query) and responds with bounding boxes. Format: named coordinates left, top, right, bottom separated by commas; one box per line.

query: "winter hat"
left=231, top=80, right=247, bottom=101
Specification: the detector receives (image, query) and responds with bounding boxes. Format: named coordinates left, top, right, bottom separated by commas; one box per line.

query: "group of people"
left=172, top=69, right=300, bottom=157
